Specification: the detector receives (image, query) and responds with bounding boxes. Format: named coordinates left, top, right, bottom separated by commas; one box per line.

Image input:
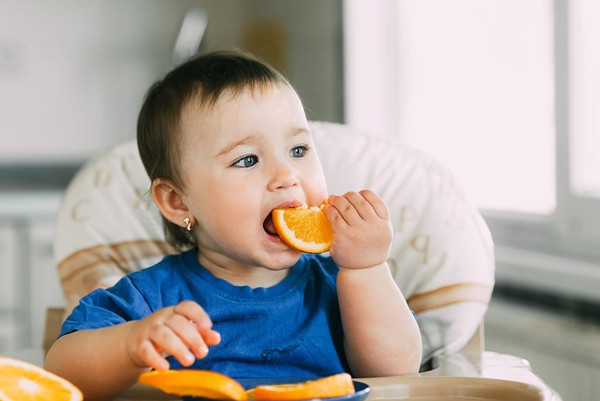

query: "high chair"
left=47, top=121, right=560, bottom=400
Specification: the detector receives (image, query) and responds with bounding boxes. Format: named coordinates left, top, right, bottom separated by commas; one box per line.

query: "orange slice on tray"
left=253, top=373, right=355, bottom=400
left=0, top=356, right=83, bottom=401
left=272, top=204, right=333, bottom=253
left=138, top=369, right=248, bottom=400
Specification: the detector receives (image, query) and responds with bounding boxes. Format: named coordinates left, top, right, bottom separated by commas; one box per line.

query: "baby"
left=45, top=51, right=421, bottom=401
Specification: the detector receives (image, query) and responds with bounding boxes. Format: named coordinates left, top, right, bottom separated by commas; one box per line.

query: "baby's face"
left=178, top=83, right=328, bottom=273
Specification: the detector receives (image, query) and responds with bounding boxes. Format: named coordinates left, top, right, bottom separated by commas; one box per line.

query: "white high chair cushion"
left=54, top=121, right=495, bottom=363
left=54, top=143, right=170, bottom=311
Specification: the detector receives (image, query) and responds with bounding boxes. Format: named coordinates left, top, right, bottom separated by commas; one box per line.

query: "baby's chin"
left=259, top=251, right=303, bottom=272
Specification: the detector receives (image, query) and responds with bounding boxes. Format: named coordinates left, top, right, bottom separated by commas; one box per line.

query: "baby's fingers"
left=164, top=313, right=211, bottom=360
left=173, top=301, right=221, bottom=345
left=149, top=325, right=198, bottom=367
left=359, top=189, right=389, bottom=220
left=327, top=194, right=358, bottom=226
left=136, top=339, right=170, bottom=371
left=327, top=191, right=382, bottom=225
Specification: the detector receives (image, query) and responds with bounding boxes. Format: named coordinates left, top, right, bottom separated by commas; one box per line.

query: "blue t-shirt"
left=60, top=248, right=348, bottom=379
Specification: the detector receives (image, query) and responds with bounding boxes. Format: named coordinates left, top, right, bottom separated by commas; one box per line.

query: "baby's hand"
left=325, top=190, right=393, bottom=269
left=125, top=300, right=220, bottom=371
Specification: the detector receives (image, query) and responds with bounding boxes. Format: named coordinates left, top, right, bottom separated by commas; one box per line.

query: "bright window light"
left=345, top=0, right=556, bottom=215
left=394, top=0, right=555, bottom=214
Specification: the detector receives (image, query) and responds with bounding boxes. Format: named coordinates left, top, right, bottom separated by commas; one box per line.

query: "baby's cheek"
left=308, top=189, right=328, bottom=207
left=306, top=165, right=328, bottom=205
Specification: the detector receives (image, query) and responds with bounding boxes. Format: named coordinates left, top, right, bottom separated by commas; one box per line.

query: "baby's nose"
left=268, top=161, right=299, bottom=190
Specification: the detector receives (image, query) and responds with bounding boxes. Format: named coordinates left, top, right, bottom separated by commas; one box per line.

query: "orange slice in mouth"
left=272, top=204, right=333, bottom=253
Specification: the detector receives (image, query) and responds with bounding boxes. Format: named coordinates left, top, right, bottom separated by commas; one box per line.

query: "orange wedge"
left=0, top=356, right=82, bottom=401
left=138, top=369, right=248, bottom=400
left=253, top=373, right=354, bottom=401
left=272, top=204, right=333, bottom=253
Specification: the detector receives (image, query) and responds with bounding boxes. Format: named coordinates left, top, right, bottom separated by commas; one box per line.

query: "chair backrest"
left=53, top=121, right=495, bottom=363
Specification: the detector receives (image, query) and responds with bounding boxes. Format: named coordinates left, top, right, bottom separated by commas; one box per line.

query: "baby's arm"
left=44, top=301, right=220, bottom=401
left=326, top=190, right=422, bottom=376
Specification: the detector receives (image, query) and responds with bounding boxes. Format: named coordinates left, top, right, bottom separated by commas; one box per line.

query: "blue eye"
left=233, top=155, right=258, bottom=168
left=290, top=145, right=309, bottom=158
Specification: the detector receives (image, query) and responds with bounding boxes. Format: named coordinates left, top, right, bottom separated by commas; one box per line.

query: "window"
left=344, top=0, right=600, bottom=281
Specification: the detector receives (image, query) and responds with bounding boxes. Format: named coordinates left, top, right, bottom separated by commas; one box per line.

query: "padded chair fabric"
left=54, top=121, right=495, bottom=363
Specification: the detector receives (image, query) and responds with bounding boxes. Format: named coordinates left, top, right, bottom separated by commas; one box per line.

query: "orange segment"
left=0, top=356, right=82, bottom=401
left=253, top=373, right=354, bottom=401
left=272, top=204, right=333, bottom=253
left=138, top=369, right=248, bottom=400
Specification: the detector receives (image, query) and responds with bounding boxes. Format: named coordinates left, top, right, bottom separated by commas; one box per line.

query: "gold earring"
left=183, top=217, right=193, bottom=231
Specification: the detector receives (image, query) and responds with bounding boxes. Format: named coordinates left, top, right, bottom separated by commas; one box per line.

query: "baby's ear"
left=151, top=179, right=189, bottom=227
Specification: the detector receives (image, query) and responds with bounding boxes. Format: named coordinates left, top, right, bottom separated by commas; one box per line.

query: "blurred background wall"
left=0, top=0, right=343, bottom=167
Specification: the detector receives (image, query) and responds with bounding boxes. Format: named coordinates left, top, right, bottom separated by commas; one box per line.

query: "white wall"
left=0, top=1, right=195, bottom=163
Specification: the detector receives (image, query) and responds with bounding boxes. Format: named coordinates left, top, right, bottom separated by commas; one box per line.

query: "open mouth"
left=263, top=213, right=279, bottom=237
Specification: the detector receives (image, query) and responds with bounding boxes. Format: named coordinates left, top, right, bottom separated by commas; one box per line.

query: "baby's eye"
left=233, top=155, right=258, bottom=168
left=290, top=145, right=309, bottom=158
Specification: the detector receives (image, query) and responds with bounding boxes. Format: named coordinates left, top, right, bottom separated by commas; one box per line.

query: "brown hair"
left=137, top=51, right=291, bottom=249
